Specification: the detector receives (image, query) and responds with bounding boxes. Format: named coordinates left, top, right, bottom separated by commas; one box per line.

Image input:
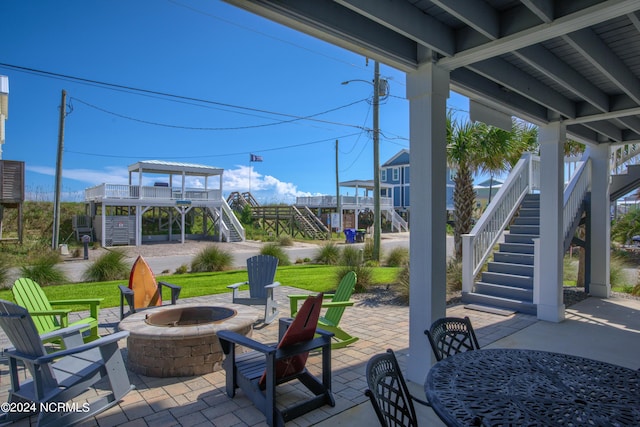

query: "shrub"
left=315, top=242, right=341, bottom=265
left=446, top=259, right=463, bottom=293
left=175, top=264, right=189, bottom=274
left=191, top=246, right=233, bottom=272
left=83, top=249, right=129, bottom=282
left=394, top=265, right=410, bottom=304
left=336, top=264, right=371, bottom=293
left=610, top=255, right=631, bottom=288
left=0, top=257, right=10, bottom=289
left=340, top=246, right=363, bottom=266
left=20, top=251, right=68, bottom=286
left=362, top=239, right=375, bottom=262
left=385, top=247, right=409, bottom=267
left=278, top=235, right=294, bottom=246
left=261, top=243, right=291, bottom=266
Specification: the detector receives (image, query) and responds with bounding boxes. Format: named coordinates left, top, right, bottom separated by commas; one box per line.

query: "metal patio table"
left=425, top=348, right=640, bottom=426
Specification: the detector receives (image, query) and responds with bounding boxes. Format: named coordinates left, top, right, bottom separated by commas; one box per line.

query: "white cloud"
left=223, top=165, right=316, bottom=204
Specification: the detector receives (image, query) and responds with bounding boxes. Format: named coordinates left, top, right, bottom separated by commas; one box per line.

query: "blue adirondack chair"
left=0, top=299, right=134, bottom=427
left=228, top=255, right=280, bottom=324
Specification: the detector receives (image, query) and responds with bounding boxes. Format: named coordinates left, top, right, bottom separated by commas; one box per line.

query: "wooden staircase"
left=462, top=194, right=539, bottom=315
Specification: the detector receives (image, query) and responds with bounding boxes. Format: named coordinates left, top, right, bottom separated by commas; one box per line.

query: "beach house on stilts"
left=82, top=160, right=244, bottom=247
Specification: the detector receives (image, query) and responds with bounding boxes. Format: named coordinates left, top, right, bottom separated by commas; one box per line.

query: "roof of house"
left=128, top=160, right=223, bottom=176
left=381, top=149, right=410, bottom=167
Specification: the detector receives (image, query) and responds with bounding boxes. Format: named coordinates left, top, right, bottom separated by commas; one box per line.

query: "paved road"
left=54, top=233, right=453, bottom=283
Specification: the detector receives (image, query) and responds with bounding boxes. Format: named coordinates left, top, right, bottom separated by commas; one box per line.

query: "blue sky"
left=0, top=0, right=469, bottom=204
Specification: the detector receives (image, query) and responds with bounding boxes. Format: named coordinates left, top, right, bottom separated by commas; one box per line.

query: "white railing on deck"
left=85, top=184, right=221, bottom=202
left=611, top=144, right=640, bottom=174
left=295, top=195, right=393, bottom=208
left=462, top=153, right=540, bottom=293
left=563, top=149, right=591, bottom=246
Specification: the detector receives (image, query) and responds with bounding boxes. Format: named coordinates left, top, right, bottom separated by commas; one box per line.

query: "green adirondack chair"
left=12, top=278, right=103, bottom=343
left=288, top=271, right=358, bottom=349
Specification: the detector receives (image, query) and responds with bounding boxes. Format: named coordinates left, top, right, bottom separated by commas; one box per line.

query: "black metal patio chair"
left=364, top=349, right=430, bottom=427
left=424, top=316, right=480, bottom=361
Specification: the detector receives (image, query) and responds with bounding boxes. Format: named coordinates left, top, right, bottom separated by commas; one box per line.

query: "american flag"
left=250, top=154, right=263, bottom=162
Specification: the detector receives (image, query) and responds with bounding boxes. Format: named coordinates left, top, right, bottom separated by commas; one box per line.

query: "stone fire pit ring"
left=118, top=303, right=260, bottom=377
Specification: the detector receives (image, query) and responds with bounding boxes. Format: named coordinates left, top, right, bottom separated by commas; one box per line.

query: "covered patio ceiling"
left=223, top=0, right=640, bottom=147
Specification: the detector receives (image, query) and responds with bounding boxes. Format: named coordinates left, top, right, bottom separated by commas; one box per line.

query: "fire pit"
left=118, top=303, right=260, bottom=377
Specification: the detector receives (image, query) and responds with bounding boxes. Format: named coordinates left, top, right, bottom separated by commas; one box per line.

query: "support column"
left=537, top=122, right=565, bottom=322
left=406, top=60, right=449, bottom=383
left=589, top=144, right=611, bottom=297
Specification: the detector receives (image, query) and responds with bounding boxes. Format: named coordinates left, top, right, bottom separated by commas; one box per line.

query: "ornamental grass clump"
left=83, top=249, right=130, bottom=282
left=261, top=243, right=291, bottom=266
left=191, top=246, right=234, bottom=272
left=337, top=245, right=371, bottom=292
left=385, top=247, right=409, bottom=267
left=0, top=258, right=10, bottom=289
left=20, top=251, right=68, bottom=286
left=315, top=242, right=341, bottom=265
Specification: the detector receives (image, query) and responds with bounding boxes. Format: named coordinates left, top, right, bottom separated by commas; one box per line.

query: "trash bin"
left=355, top=229, right=366, bottom=243
left=344, top=228, right=356, bottom=244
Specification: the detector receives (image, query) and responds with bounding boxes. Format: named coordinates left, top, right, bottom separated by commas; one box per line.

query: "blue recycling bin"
left=344, top=228, right=356, bottom=244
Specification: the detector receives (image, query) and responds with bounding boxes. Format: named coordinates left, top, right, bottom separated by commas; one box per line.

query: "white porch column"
left=589, top=143, right=611, bottom=297
left=406, top=60, right=449, bottom=383
left=537, top=122, right=565, bottom=322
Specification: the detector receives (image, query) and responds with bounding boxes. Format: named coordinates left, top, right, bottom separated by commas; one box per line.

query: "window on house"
left=381, top=169, right=387, bottom=181
left=393, top=168, right=399, bottom=181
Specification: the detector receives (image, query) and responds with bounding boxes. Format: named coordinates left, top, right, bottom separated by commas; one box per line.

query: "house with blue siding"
left=381, top=149, right=455, bottom=218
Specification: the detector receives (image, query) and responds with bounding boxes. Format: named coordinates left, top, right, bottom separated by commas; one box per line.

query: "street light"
left=342, top=61, right=384, bottom=261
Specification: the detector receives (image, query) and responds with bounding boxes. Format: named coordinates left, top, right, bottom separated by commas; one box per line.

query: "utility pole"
left=52, top=89, right=66, bottom=250
left=372, top=61, right=381, bottom=261
left=335, top=139, right=340, bottom=238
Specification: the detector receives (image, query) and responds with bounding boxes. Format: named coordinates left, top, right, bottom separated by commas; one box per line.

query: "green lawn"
left=0, top=265, right=401, bottom=311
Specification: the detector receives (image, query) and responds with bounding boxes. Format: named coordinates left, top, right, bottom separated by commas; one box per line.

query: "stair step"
left=493, top=252, right=534, bottom=265
left=464, top=304, right=515, bottom=316
left=499, top=242, right=534, bottom=254
left=488, top=261, right=533, bottom=276
left=512, top=217, right=539, bottom=226
left=481, top=271, right=533, bottom=288
left=504, top=233, right=538, bottom=244
left=461, top=292, right=537, bottom=315
left=509, top=224, right=539, bottom=235
left=518, top=208, right=540, bottom=217
left=474, top=282, right=534, bottom=301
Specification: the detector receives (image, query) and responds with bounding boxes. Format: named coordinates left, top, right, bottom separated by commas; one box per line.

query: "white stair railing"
left=462, top=153, right=540, bottom=293
left=563, top=149, right=591, bottom=247
left=220, top=198, right=245, bottom=242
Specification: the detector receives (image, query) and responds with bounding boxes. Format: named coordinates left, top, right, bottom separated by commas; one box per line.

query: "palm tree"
left=447, top=115, right=538, bottom=260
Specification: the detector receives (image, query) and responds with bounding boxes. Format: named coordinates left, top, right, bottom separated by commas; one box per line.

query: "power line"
left=64, top=132, right=364, bottom=160
left=0, top=63, right=366, bottom=128
left=70, top=96, right=370, bottom=131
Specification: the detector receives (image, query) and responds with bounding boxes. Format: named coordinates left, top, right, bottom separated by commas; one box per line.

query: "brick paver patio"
left=0, top=286, right=537, bottom=426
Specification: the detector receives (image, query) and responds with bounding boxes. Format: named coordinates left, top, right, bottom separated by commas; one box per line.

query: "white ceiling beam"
left=450, top=68, right=549, bottom=124
left=564, top=28, right=640, bottom=105
left=515, top=45, right=609, bottom=112
left=430, top=0, right=499, bottom=40
left=521, top=0, right=554, bottom=22
left=438, top=0, right=640, bottom=70
left=469, top=58, right=575, bottom=118
left=581, top=121, right=622, bottom=142
left=335, top=0, right=455, bottom=56
left=565, top=106, right=640, bottom=125
left=222, top=0, right=419, bottom=71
